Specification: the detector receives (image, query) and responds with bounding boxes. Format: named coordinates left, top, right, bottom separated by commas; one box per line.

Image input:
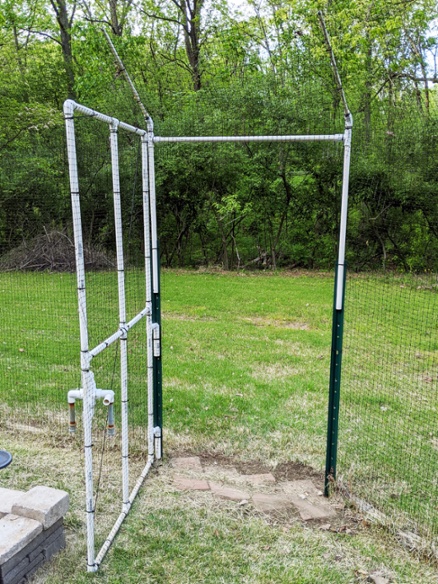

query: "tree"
left=141, top=0, right=227, bottom=91
left=50, top=0, right=76, bottom=98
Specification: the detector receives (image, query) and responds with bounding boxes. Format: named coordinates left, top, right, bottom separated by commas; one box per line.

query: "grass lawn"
left=0, top=269, right=436, bottom=583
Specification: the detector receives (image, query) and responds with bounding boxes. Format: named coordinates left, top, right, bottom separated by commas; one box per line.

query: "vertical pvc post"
left=148, top=132, right=159, bottom=295
left=325, top=123, right=352, bottom=496
left=64, top=100, right=97, bottom=572
left=141, top=135, right=154, bottom=459
left=109, top=121, right=130, bottom=511
left=148, top=131, right=163, bottom=458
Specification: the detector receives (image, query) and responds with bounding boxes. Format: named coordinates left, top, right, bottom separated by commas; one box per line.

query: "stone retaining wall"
left=0, top=486, right=69, bottom=584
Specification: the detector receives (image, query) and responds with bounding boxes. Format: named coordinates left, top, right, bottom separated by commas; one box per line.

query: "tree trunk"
left=179, top=0, right=203, bottom=91
left=51, top=0, right=76, bottom=99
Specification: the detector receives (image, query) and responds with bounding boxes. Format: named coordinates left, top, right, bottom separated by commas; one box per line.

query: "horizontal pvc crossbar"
left=65, top=100, right=147, bottom=136
left=66, top=102, right=345, bottom=144
left=89, top=307, right=150, bottom=358
left=154, top=134, right=344, bottom=143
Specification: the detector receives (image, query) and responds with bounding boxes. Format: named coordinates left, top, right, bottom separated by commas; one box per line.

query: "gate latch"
left=151, top=323, right=161, bottom=357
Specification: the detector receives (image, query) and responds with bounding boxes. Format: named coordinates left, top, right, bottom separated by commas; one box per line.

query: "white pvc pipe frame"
left=63, top=99, right=351, bottom=571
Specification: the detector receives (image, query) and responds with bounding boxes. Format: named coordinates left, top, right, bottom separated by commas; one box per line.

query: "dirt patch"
left=180, top=453, right=324, bottom=484
left=163, top=268, right=333, bottom=279
left=273, top=460, right=325, bottom=483
left=198, top=452, right=242, bottom=470
left=169, top=452, right=369, bottom=535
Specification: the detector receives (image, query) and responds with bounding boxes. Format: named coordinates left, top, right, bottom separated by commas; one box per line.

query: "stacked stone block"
left=0, top=486, right=68, bottom=584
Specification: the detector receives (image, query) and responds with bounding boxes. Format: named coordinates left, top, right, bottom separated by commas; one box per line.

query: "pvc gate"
left=64, top=100, right=162, bottom=570
left=63, top=99, right=351, bottom=570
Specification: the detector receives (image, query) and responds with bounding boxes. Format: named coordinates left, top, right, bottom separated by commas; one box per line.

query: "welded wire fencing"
left=340, top=272, right=438, bottom=551
left=1, top=84, right=438, bottom=566
left=0, top=117, right=76, bottom=436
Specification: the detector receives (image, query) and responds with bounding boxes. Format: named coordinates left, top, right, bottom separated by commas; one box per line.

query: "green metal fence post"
left=324, top=93, right=352, bottom=495
left=325, top=262, right=347, bottom=496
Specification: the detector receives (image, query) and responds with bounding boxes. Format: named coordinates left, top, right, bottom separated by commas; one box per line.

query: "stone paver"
left=12, top=486, right=69, bottom=529
left=173, top=476, right=210, bottom=491
left=0, top=519, right=65, bottom=584
left=369, top=575, right=389, bottom=584
left=242, top=473, right=276, bottom=486
left=288, top=496, right=336, bottom=521
left=280, top=480, right=336, bottom=521
left=0, top=514, right=42, bottom=564
left=0, top=488, right=26, bottom=517
left=280, top=479, right=322, bottom=498
left=168, top=460, right=339, bottom=523
left=209, top=482, right=250, bottom=502
left=171, top=456, right=203, bottom=471
left=252, top=493, right=294, bottom=513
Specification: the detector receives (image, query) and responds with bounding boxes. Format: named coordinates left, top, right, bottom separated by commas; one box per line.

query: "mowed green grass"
left=0, top=269, right=334, bottom=465
left=0, top=269, right=437, bottom=583
left=161, top=270, right=333, bottom=464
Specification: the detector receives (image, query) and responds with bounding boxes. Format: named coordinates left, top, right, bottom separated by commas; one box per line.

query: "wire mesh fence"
left=1, top=77, right=438, bottom=566
left=340, top=272, right=438, bottom=552
left=335, top=104, right=438, bottom=553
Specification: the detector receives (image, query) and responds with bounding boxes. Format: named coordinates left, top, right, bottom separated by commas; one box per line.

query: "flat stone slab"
left=12, top=486, right=69, bottom=529
left=173, top=477, right=210, bottom=491
left=242, top=473, right=276, bottom=486
left=289, top=497, right=336, bottom=521
left=252, top=493, right=294, bottom=513
left=0, top=488, right=26, bottom=516
left=0, top=514, right=42, bottom=564
left=171, top=457, right=203, bottom=471
left=209, top=482, right=250, bottom=502
left=280, top=480, right=336, bottom=521
left=280, top=479, right=322, bottom=497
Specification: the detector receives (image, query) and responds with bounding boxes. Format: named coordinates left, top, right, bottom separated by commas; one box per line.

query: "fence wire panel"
left=155, top=139, right=344, bottom=271
left=0, top=270, right=78, bottom=432
left=340, top=272, right=438, bottom=547
left=0, top=113, right=78, bottom=447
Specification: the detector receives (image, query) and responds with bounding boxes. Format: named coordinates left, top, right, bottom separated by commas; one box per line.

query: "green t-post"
left=325, top=262, right=347, bottom=496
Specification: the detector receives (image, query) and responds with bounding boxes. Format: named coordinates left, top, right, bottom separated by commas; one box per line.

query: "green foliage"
left=1, top=0, right=438, bottom=271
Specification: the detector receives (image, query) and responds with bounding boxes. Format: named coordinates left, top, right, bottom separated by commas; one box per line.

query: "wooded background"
left=1, top=0, right=438, bottom=271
